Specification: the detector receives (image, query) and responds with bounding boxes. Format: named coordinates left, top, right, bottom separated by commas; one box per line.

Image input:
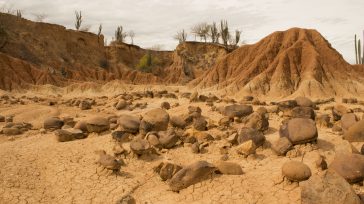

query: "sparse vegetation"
left=174, top=29, right=187, bottom=44
left=128, top=30, right=135, bottom=44
left=175, top=20, right=241, bottom=49
left=16, top=10, right=22, bottom=19
left=74, top=11, right=82, bottom=31
left=0, top=26, right=8, bottom=49
left=99, top=58, right=109, bottom=69
left=115, top=26, right=127, bottom=43
left=136, top=51, right=161, bottom=72
left=191, top=22, right=210, bottom=42
left=32, top=13, right=47, bottom=22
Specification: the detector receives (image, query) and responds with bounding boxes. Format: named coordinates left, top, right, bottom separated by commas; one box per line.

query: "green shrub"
left=136, top=52, right=160, bottom=72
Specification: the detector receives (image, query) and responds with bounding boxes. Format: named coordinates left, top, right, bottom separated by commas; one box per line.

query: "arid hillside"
left=190, top=28, right=364, bottom=99
left=0, top=13, right=228, bottom=89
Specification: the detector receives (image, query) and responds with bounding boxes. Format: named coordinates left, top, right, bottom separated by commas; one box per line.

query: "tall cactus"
left=362, top=31, right=364, bottom=64
left=359, top=39, right=362, bottom=64
left=355, top=34, right=358, bottom=64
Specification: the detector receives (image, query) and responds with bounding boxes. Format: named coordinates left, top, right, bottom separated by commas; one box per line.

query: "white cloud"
left=1, top=0, right=363, bottom=63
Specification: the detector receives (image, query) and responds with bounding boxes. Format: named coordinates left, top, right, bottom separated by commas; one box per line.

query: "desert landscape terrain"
left=1, top=8, right=364, bottom=204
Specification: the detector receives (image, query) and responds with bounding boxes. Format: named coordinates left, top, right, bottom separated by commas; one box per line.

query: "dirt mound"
left=164, top=42, right=228, bottom=84
left=190, top=28, right=364, bottom=99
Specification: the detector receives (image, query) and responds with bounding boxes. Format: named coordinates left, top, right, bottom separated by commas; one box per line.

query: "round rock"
left=282, top=161, right=311, bottom=182
left=86, top=116, right=110, bottom=133
left=279, top=118, right=318, bottom=144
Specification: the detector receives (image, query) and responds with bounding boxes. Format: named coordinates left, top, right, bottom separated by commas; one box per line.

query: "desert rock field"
left=1, top=9, right=364, bottom=204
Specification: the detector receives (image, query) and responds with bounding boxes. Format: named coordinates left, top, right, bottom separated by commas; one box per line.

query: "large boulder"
left=170, top=115, right=187, bottom=129
left=74, top=120, right=88, bottom=132
left=237, top=127, right=265, bottom=147
left=301, top=170, right=361, bottom=204
left=44, top=117, right=64, bottom=130
left=154, top=162, right=182, bottom=181
left=158, top=130, right=179, bottom=149
left=140, top=108, right=169, bottom=134
left=79, top=100, right=92, bottom=110
left=290, top=106, right=315, bottom=120
left=115, top=99, right=127, bottom=110
left=271, top=137, right=293, bottom=156
left=282, top=161, right=311, bottom=182
left=2, top=127, right=21, bottom=135
left=55, top=128, right=86, bottom=142
left=332, top=104, right=349, bottom=121
left=243, top=112, right=269, bottom=132
left=118, top=114, right=140, bottom=134
left=341, top=113, right=358, bottom=132
left=279, top=118, right=318, bottom=144
left=344, top=120, right=364, bottom=142
left=329, top=153, right=364, bottom=183
left=221, top=104, right=253, bottom=118
left=169, top=161, right=216, bottom=191
left=86, top=116, right=110, bottom=133
left=130, top=138, right=153, bottom=155
left=193, top=117, right=207, bottom=131
left=295, top=96, right=314, bottom=108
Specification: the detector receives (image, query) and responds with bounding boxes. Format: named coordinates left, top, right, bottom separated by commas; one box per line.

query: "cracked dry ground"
left=0, top=95, right=363, bottom=204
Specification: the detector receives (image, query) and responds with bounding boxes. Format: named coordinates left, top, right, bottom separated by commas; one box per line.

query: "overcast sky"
left=1, top=0, right=363, bottom=63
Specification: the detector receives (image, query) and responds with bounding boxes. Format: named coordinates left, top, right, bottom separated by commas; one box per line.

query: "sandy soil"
left=0, top=86, right=364, bottom=204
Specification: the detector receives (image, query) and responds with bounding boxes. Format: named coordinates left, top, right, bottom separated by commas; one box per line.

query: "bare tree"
left=191, top=22, right=210, bottom=42
left=32, top=13, right=47, bottom=22
left=174, top=29, right=187, bottom=44
left=115, top=26, right=127, bottom=43
left=128, top=30, right=135, bottom=44
left=148, top=44, right=163, bottom=51
left=74, top=11, right=82, bottom=31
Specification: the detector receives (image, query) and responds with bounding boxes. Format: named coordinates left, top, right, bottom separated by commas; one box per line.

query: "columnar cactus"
left=354, top=33, right=364, bottom=64
left=355, top=34, right=358, bottom=64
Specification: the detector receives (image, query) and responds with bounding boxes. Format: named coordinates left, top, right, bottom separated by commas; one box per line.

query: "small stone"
left=160, top=102, right=171, bottom=110
left=236, top=140, right=256, bottom=156
left=215, top=161, right=243, bottom=175
left=271, top=137, right=293, bottom=156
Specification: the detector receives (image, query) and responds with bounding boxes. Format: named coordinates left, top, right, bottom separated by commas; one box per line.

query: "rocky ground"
left=0, top=86, right=364, bottom=204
